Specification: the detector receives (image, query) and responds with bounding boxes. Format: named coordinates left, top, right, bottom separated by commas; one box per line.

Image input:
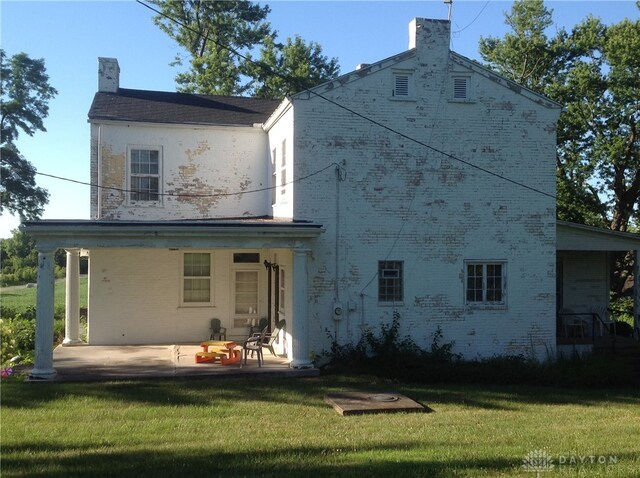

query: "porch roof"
left=557, top=221, right=640, bottom=251
left=22, top=218, right=324, bottom=250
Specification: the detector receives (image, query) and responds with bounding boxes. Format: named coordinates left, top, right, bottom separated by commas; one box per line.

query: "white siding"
left=88, top=249, right=269, bottom=344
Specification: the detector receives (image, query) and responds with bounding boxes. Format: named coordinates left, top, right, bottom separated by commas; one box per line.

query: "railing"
left=556, top=311, right=617, bottom=352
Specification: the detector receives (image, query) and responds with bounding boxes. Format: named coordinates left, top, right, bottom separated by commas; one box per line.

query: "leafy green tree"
left=244, top=35, right=340, bottom=99
left=479, top=1, right=640, bottom=233
left=150, top=0, right=340, bottom=99
left=0, top=228, right=67, bottom=286
left=1, top=50, right=56, bottom=220
left=0, top=228, right=38, bottom=271
left=151, top=0, right=273, bottom=96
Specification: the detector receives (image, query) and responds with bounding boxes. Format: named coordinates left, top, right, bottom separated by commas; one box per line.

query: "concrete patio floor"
left=28, top=344, right=318, bottom=382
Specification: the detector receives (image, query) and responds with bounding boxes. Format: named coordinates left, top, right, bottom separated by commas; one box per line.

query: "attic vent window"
left=394, top=75, right=410, bottom=96
left=451, top=76, right=473, bottom=102
left=453, top=77, right=467, bottom=99
left=391, top=71, right=414, bottom=99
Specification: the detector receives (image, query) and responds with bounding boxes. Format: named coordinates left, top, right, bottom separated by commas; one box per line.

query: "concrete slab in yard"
left=324, top=391, right=428, bottom=416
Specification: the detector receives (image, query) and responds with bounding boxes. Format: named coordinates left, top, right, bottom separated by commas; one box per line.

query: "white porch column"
left=30, top=248, right=57, bottom=380
left=291, top=248, right=312, bottom=369
left=63, top=249, right=83, bottom=345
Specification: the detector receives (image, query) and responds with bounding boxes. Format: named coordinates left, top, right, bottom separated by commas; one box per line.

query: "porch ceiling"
left=22, top=218, right=324, bottom=250
left=557, top=221, right=640, bottom=251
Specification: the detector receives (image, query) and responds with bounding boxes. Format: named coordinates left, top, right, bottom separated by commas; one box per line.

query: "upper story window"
left=465, top=261, right=506, bottom=306
left=271, top=148, right=277, bottom=205
left=129, top=147, right=161, bottom=203
left=378, top=260, right=404, bottom=303
left=280, top=139, right=287, bottom=195
left=392, top=70, right=414, bottom=99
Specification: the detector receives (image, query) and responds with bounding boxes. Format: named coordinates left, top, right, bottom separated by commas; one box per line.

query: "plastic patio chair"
left=261, top=319, right=286, bottom=357
left=242, top=329, right=265, bottom=367
left=209, top=318, right=227, bottom=341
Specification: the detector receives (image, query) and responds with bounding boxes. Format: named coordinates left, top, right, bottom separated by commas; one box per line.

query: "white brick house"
left=25, top=18, right=640, bottom=379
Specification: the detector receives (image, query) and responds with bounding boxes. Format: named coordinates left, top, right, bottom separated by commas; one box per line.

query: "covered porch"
left=45, top=343, right=318, bottom=382
left=23, top=219, right=324, bottom=380
left=556, top=221, right=640, bottom=356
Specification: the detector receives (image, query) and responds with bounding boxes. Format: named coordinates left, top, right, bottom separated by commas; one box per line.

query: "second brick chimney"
left=98, top=57, right=120, bottom=93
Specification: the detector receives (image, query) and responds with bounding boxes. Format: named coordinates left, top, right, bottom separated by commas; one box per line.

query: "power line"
left=452, top=1, right=491, bottom=34
left=10, top=162, right=338, bottom=198
left=136, top=0, right=556, bottom=201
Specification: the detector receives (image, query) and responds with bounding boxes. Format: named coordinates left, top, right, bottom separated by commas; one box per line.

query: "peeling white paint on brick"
left=87, top=18, right=561, bottom=360
left=90, top=123, right=271, bottom=220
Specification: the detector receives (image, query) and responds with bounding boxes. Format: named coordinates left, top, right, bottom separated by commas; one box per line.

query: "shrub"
left=324, top=314, right=639, bottom=388
left=610, top=296, right=634, bottom=327
left=325, top=312, right=459, bottom=382
left=1, top=318, right=35, bottom=364
left=0, top=314, right=66, bottom=365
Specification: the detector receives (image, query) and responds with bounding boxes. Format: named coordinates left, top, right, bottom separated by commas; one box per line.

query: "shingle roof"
left=88, top=88, right=281, bottom=126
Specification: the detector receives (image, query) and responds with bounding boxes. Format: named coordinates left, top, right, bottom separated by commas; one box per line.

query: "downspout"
left=264, top=260, right=272, bottom=331
left=335, top=162, right=341, bottom=300
left=333, top=161, right=347, bottom=342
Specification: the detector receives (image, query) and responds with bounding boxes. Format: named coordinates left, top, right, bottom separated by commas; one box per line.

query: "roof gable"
left=450, top=53, right=562, bottom=110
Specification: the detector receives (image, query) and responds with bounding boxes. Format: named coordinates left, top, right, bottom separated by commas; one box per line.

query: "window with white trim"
left=378, top=261, right=403, bottom=302
left=280, top=139, right=287, bottom=195
left=183, top=253, right=211, bottom=304
left=271, top=148, right=277, bottom=205
left=129, top=147, right=161, bottom=202
left=465, top=261, right=506, bottom=305
left=235, top=270, right=258, bottom=315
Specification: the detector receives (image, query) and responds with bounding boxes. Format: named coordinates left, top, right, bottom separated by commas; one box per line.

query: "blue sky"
left=1, top=0, right=638, bottom=238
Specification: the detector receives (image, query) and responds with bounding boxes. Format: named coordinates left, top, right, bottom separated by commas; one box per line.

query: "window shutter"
left=394, top=75, right=410, bottom=97
left=453, top=77, right=468, bottom=99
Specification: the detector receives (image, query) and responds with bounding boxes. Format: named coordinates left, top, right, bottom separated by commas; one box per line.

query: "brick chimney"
left=98, top=57, right=120, bottom=93
left=409, top=18, right=451, bottom=62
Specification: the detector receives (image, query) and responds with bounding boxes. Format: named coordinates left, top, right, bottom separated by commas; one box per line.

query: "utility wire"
left=8, top=162, right=338, bottom=198
left=452, top=1, right=491, bottom=34
left=136, top=0, right=556, bottom=201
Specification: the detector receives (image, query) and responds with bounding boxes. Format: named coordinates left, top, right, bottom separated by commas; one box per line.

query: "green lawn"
left=0, top=277, right=88, bottom=314
left=2, top=375, right=639, bottom=477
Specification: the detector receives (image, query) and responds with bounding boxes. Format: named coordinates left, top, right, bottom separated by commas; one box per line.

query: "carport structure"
left=24, top=219, right=324, bottom=380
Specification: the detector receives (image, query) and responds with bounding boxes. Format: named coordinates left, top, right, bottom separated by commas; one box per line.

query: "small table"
left=196, top=341, right=241, bottom=365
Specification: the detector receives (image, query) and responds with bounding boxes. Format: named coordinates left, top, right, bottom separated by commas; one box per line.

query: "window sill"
left=178, top=304, right=215, bottom=309
left=378, top=301, right=404, bottom=307
left=465, top=303, right=507, bottom=311
left=126, top=202, right=165, bottom=208
left=448, top=98, right=476, bottom=104
left=388, top=97, right=417, bottom=102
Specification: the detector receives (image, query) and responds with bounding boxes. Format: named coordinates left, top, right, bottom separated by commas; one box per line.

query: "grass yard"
left=0, top=276, right=88, bottom=314
left=2, top=374, right=639, bottom=478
